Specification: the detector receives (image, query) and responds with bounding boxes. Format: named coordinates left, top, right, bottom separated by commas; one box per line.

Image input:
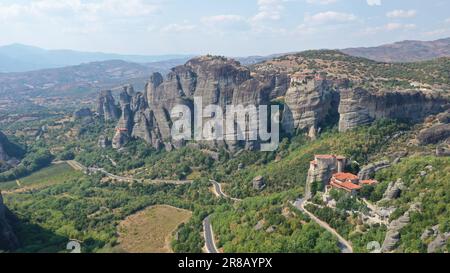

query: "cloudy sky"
left=1, top=0, right=449, bottom=56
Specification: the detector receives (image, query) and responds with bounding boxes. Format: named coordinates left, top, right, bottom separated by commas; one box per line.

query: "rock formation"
left=73, top=108, right=93, bottom=121
left=417, top=124, right=450, bottom=145
left=252, top=176, right=266, bottom=191
left=0, top=192, right=19, bottom=251
left=112, top=87, right=134, bottom=149
left=338, top=88, right=449, bottom=132
left=282, top=74, right=338, bottom=138
left=95, top=55, right=449, bottom=152
left=358, top=160, right=390, bottom=180
left=97, top=135, right=110, bottom=149
left=306, top=155, right=346, bottom=186
left=383, top=179, right=405, bottom=200
left=0, top=131, right=22, bottom=172
left=436, top=144, right=450, bottom=157
left=381, top=203, right=420, bottom=253
left=106, top=56, right=286, bottom=151
left=97, top=90, right=120, bottom=122
left=427, top=232, right=450, bottom=253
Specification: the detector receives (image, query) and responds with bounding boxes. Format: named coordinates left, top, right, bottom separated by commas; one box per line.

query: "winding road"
left=209, top=180, right=241, bottom=202
left=203, top=215, right=219, bottom=253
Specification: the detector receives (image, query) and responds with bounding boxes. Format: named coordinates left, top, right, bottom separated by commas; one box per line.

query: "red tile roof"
left=333, top=172, right=358, bottom=181
left=315, top=155, right=335, bottom=159
left=341, top=182, right=362, bottom=190
left=360, top=180, right=378, bottom=185
left=330, top=181, right=362, bottom=192
left=314, top=154, right=346, bottom=160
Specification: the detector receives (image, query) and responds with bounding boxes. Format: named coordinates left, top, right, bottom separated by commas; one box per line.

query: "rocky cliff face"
left=0, top=192, right=19, bottom=251
left=282, top=76, right=338, bottom=138
left=0, top=131, right=22, bottom=172
left=97, top=90, right=120, bottom=122
left=338, top=88, right=449, bottom=132
left=0, top=132, right=11, bottom=163
left=89, top=55, right=449, bottom=152
left=108, top=56, right=285, bottom=151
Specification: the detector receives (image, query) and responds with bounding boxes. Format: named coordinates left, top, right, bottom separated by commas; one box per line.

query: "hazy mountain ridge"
left=341, top=38, right=450, bottom=63
left=0, top=43, right=193, bottom=73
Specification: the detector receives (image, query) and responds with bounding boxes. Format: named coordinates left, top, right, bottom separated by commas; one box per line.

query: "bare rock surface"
left=358, top=160, right=390, bottom=180
left=339, top=88, right=448, bottom=132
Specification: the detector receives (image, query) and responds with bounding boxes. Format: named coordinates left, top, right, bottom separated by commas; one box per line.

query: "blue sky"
left=1, top=0, right=449, bottom=56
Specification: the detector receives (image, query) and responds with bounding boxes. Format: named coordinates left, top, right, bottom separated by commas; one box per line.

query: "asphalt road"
left=203, top=215, right=219, bottom=253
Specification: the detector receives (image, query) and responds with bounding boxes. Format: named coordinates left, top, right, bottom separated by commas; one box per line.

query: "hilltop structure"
left=306, top=154, right=347, bottom=186
left=307, top=154, right=377, bottom=195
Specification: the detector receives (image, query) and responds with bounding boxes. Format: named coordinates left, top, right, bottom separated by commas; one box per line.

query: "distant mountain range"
left=0, top=43, right=194, bottom=73
left=341, top=38, right=450, bottom=63
left=0, top=59, right=188, bottom=100
left=1, top=37, right=449, bottom=107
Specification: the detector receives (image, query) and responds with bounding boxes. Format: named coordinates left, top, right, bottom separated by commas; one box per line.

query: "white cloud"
left=305, top=11, right=357, bottom=25
left=367, top=0, right=381, bottom=6
left=445, top=18, right=450, bottom=24
left=201, top=14, right=246, bottom=25
left=365, top=23, right=416, bottom=34
left=306, top=0, right=338, bottom=5
left=296, top=24, right=316, bottom=35
left=385, top=23, right=416, bottom=31
left=252, top=0, right=285, bottom=22
left=0, top=0, right=159, bottom=21
left=201, top=15, right=249, bottom=31
left=386, top=9, right=417, bottom=19
left=161, top=23, right=196, bottom=33
left=0, top=4, right=24, bottom=20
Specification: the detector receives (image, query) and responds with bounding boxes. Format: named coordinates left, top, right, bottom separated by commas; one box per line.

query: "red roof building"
left=330, top=172, right=362, bottom=194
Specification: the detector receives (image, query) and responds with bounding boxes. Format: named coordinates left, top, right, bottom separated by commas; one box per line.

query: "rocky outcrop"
left=97, top=90, right=120, bottom=122
left=0, top=133, right=11, bottom=163
left=73, top=108, right=92, bottom=121
left=97, top=135, right=110, bottom=149
left=358, top=160, right=390, bottom=180
left=436, top=144, right=450, bottom=157
left=427, top=233, right=450, bottom=253
left=381, top=203, right=420, bottom=253
left=112, top=87, right=134, bottom=149
left=383, top=179, right=405, bottom=200
left=338, top=88, right=449, bottom=132
left=437, top=111, right=450, bottom=124
left=419, top=224, right=450, bottom=253
left=0, top=192, right=19, bottom=251
left=306, top=155, right=346, bottom=188
left=252, top=176, right=266, bottom=191
left=102, top=55, right=449, bottom=152
left=417, top=124, right=450, bottom=145
left=0, top=131, right=22, bottom=172
left=106, top=56, right=286, bottom=151
left=282, top=75, right=338, bottom=138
